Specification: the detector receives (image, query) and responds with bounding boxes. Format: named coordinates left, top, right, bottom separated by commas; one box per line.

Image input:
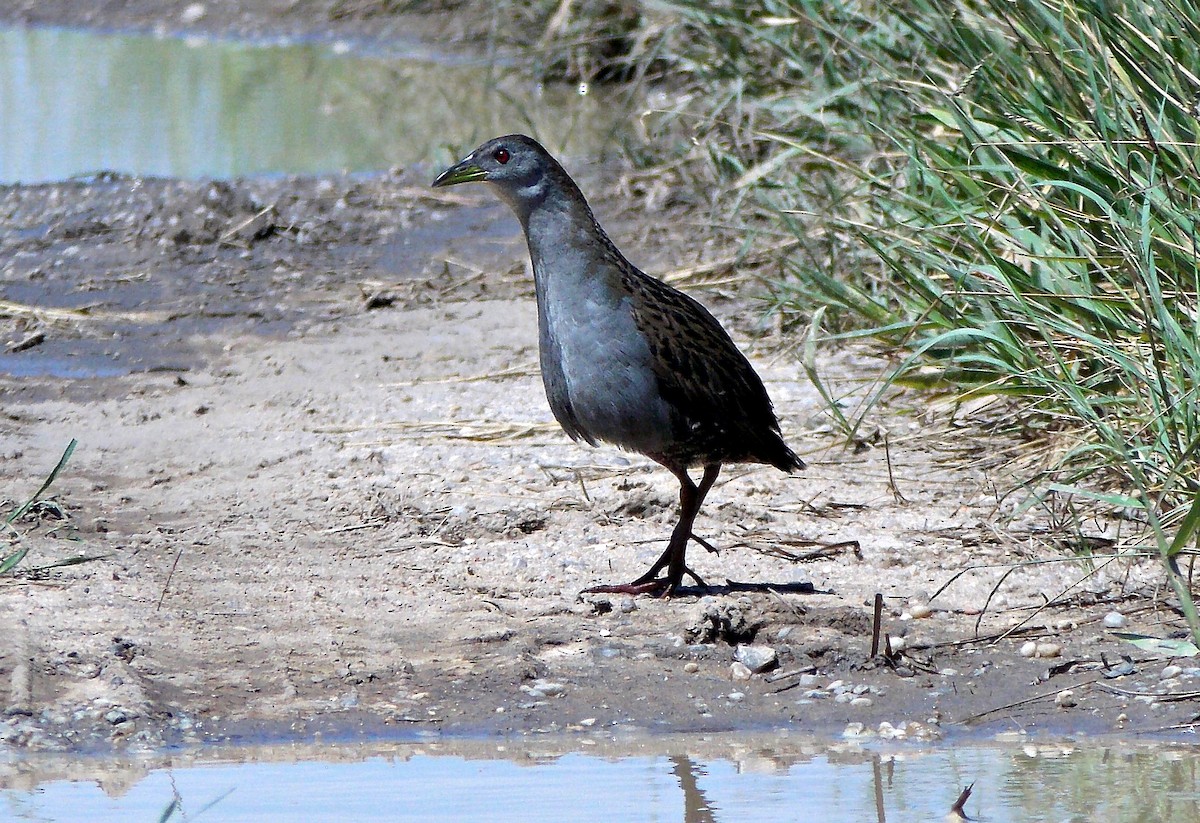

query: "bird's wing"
left=625, top=269, right=787, bottom=459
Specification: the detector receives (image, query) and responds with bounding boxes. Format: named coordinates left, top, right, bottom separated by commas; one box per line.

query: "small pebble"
left=850, top=696, right=873, bottom=708
left=888, top=635, right=907, bottom=652
left=683, top=662, right=700, bottom=674
left=799, top=674, right=820, bottom=686
left=734, top=644, right=778, bottom=674
left=180, top=3, right=206, bottom=23
left=580, top=717, right=596, bottom=727
left=1020, top=642, right=1038, bottom=658
left=727, top=691, right=745, bottom=702
left=104, top=709, right=127, bottom=726
left=842, top=722, right=869, bottom=738
left=1161, top=664, right=1183, bottom=680
left=1036, top=643, right=1062, bottom=658
left=730, top=662, right=752, bottom=681
left=1054, top=689, right=1077, bottom=708
left=908, top=603, right=933, bottom=619
left=1103, top=611, right=1127, bottom=629
left=520, top=679, right=566, bottom=698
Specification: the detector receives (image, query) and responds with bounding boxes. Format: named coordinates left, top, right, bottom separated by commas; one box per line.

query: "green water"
left=0, top=26, right=624, bottom=183
left=4, top=737, right=1199, bottom=821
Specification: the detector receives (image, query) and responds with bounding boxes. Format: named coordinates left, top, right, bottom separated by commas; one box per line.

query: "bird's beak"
left=432, top=157, right=487, bottom=188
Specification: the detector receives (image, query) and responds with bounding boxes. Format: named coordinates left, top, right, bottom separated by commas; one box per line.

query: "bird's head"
left=432, top=134, right=552, bottom=188
left=432, top=134, right=562, bottom=220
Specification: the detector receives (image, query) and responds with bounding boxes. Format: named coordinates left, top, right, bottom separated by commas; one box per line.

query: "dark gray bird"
left=433, top=134, right=803, bottom=594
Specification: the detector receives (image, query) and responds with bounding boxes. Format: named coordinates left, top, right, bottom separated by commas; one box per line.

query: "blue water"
left=0, top=26, right=625, bottom=183
left=5, top=739, right=1200, bottom=822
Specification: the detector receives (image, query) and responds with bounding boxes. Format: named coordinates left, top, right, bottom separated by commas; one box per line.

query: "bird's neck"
left=514, top=175, right=622, bottom=280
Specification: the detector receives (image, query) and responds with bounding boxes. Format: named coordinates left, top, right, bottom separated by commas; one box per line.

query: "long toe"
left=582, top=579, right=672, bottom=596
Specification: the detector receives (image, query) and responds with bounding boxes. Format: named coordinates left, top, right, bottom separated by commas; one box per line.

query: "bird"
left=432, top=134, right=803, bottom=594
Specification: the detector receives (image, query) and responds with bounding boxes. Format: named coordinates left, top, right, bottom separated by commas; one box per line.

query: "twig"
left=974, top=565, right=1019, bottom=637
left=951, top=676, right=1101, bottom=724
left=765, top=665, right=818, bottom=684
left=157, top=545, right=184, bottom=611
left=884, top=433, right=908, bottom=503
left=992, top=554, right=1120, bottom=644
left=1094, top=682, right=1200, bottom=702
left=322, top=518, right=388, bottom=535
left=870, top=593, right=884, bottom=658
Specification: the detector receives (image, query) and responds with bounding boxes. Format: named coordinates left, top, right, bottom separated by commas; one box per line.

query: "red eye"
left=494, top=148, right=510, bottom=164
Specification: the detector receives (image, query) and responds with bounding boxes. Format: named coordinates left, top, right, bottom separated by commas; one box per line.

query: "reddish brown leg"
left=585, top=463, right=721, bottom=596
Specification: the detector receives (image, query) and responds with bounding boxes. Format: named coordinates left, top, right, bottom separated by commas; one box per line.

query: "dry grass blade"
left=660, top=239, right=799, bottom=289
left=386, top=362, right=538, bottom=387
left=0, top=297, right=170, bottom=324
left=312, top=419, right=561, bottom=444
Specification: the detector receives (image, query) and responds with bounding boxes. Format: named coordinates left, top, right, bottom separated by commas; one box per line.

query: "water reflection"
left=4, top=737, right=1200, bottom=822
left=0, top=26, right=628, bottom=183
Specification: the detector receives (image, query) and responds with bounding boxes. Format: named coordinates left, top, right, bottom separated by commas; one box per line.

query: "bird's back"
left=620, top=266, right=803, bottom=473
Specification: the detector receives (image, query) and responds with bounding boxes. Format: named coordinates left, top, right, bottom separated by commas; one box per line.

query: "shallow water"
left=0, top=26, right=627, bottom=183
left=4, top=736, right=1200, bottom=822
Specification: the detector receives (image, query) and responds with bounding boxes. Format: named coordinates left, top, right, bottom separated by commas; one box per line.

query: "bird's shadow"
left=677, top=580, right=832, bottom=597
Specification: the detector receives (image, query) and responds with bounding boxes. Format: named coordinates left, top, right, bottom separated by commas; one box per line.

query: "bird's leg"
left=688, top=465, right=722, bottom=555
left=662, top=463, right=720, bottom=589
left=585, top=464, right=721, bottom=596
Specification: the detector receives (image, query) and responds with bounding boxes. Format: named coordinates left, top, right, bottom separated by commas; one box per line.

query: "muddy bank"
left=2, top=161, right=1195, bottom=755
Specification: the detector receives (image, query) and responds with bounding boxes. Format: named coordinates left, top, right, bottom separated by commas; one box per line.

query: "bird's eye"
left=494, top=148, right=510, bottom=164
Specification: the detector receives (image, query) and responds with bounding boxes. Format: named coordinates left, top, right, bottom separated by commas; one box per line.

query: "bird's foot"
left=582, top=579, right=673, bottom=596
left=583, top=565, right=710, bottom=598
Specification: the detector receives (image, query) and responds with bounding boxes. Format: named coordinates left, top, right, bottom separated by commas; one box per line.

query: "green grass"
left=641, top=0, right=1200, bottom=641
left=1, top=439, right=104, bottom=576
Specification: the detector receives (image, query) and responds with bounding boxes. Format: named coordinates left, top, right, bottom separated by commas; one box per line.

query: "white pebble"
left=1161, top=664, right=1183, bottom=680
left=683, top=662, right=700, bottom=674
left=1020, top=641, right=1038, bottom=658
left=180, top=3, right=206, bottom=23
left=842, top=722, right=868, bottom=738
left=728, top=691, right=745, bottom=702
left=1054, top=689, right=1077, bottom=708
left=1036, top=642, right=1062, bottom=658
left=850, top=696, right=873, bottom=708
left=908, top=603, right=933, bottom=619
left=1103, top=611, right=1127, bottom=628
left=730, top=662, right=752, bottom=681
left=889, top=635, right=907, bottom=652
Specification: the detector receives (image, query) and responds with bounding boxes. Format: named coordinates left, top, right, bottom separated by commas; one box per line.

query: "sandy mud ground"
left=2, top=3, right=1199, bottom=756
left=3, top=169, right=1195, bottom=754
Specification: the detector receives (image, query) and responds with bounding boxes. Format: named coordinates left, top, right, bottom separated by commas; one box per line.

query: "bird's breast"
left=534, top=264, right=675, bottom=456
